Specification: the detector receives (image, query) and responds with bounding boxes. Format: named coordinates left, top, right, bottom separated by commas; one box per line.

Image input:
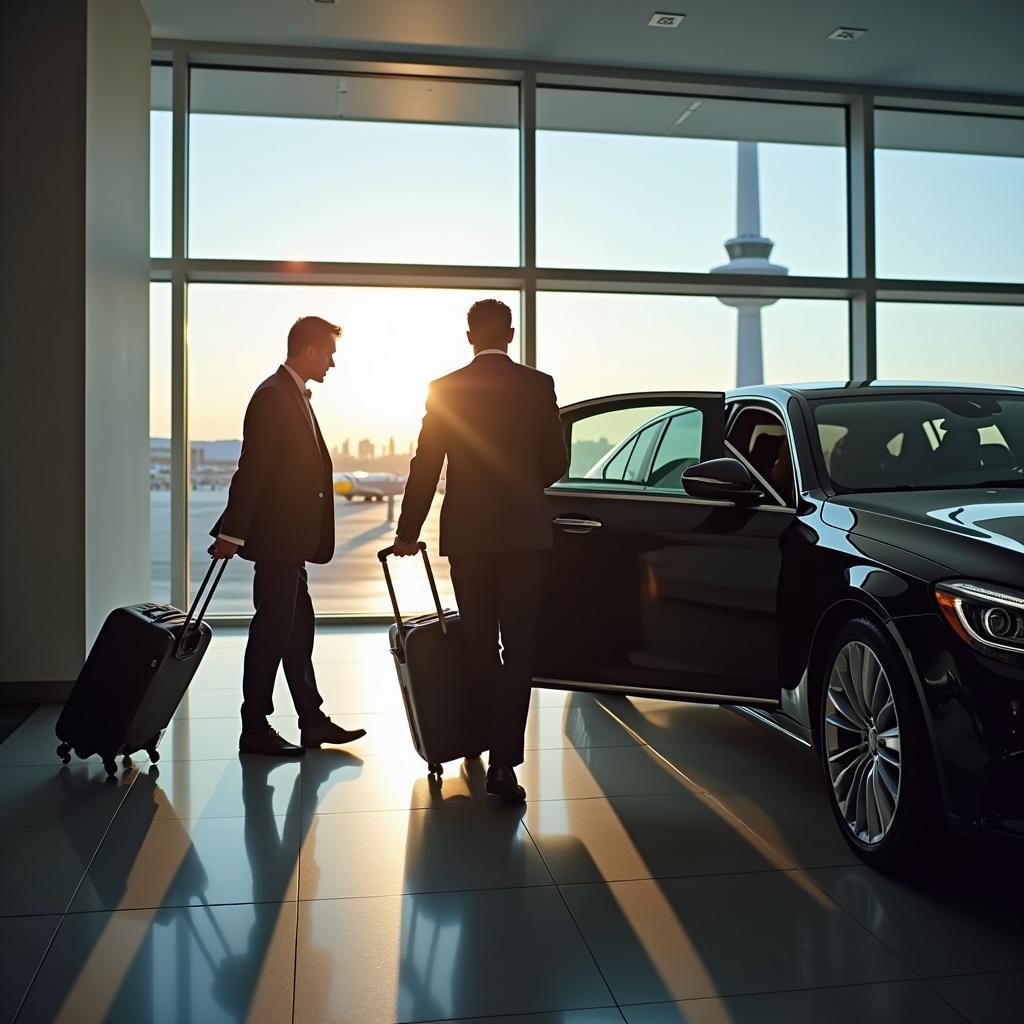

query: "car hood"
left=823, top=487, right=1024, bottom=588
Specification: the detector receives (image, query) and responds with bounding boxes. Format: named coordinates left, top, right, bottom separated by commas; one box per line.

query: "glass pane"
left=876, top=110, right=1024, bottom=283
left=150, top=283, right=172, bottom=602
left=187, top=285, right=519, bottom=614
left=151, top=65, right=172, bottom=258
left=538, top=292, right=849, bottom=404
left=566, top=406, right=679, bottom=481
left=877, top=303, right=1024, bottom=386
left=188, top=69, right=519, bottom=265
left=648, top=410, right=705, bottom=490
left=538, top=89, right=847, bottom=276
left=812, top=393, right=1024, bottom=493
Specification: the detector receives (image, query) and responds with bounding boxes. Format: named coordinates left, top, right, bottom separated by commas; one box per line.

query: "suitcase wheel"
left=144, top=735, right=161, bottom=764
left=122, top=754, right=133, bottom=769
left=427, top=762, right=443, bottom=778
left=56, top=743, right=71, bottom=765
left=103, top=758, right=118, bottom=777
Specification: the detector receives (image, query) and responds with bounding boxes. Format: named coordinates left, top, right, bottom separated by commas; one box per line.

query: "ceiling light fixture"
left=648, top=13, right=686, bottom=28
left=828, top=27, right=867, bottom=41
left=309, top=0, right=339, bottom=6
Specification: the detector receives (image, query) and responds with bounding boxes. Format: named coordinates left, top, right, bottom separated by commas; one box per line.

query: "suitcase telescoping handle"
left=174, top=557, right=228, bottom=658
left=377, top=542, right=448, bottom=646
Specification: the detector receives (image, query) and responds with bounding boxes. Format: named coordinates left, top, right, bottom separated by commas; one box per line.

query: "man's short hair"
left=287, top=316, right=341, bottom=357
left=467, top=299, right=512, bottom=339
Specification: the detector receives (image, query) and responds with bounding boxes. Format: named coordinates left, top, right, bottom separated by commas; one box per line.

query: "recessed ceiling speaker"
left=648, top=13, right=686, bottom=28
left=828, top=27, right=867, bottom=41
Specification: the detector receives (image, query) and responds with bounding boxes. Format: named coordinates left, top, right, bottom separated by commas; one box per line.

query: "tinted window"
left=727, top=406, right=796, bottom=505
left=623, top=422, right=665, bottom=482
left=647, top=410, right=705, bottom=490
left=566, top=405, right=678, bottom=481
left=812, top=394, right=1024, bottom=493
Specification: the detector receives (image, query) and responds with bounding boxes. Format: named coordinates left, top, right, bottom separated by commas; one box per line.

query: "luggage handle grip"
left=174, top=558, right=228, bottom=658
left=377, top=543, right=448, bottom=646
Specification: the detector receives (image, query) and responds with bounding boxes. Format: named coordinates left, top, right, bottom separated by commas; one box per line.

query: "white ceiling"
left=144, top=0, right=1024, bottom=99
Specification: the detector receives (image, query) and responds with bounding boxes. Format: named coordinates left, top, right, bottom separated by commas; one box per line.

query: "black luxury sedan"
left=533, top=382, right=1024, bottom=868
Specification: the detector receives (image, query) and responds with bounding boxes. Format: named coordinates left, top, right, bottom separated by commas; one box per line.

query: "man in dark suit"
left=393, top=299, right=568, bottom=803
left=209, top=316, right=366, bottom=757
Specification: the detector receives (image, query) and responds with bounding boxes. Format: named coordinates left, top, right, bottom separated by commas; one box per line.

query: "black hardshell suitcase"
left=55, top=560, right=227, bottom=775
left=379, top=543, right=487, bottom=778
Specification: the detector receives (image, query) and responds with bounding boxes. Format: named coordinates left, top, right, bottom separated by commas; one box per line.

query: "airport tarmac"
left=150, top=488, right=455, bottom=616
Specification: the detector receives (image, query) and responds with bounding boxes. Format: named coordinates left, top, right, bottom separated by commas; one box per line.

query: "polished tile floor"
left=2, top=627, right=1022, bottom=1023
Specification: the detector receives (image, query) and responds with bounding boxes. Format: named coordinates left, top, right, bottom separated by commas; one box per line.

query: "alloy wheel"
left=824, top=641, right=902, bottom=845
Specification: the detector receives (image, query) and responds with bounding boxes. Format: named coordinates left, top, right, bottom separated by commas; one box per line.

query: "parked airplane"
left=332, top=470, right=407, bottom=502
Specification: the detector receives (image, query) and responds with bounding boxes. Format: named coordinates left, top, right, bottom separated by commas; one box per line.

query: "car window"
left=600, top=436, right=637, bottom=480
left=812, top=394, right=1024, bottom=493
left=646, top=409, right=705, bottom=490
left=622, top=421, right=665, bottom=482
left=565, top=404, right=677, bottom=482
left=727, top=406, right=796, bottom=506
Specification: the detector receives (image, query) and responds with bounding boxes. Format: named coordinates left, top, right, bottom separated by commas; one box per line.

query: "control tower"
left=712, top=142, right=788, bottom=386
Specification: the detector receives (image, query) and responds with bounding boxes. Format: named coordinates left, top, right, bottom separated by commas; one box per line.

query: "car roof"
left=728, top=381, right=1024, bottom=401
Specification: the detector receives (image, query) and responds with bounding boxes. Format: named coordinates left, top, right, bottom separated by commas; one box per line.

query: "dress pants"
left=448, top=549, right=547, bottom=768
left=240, top=562, right=328, bottom=733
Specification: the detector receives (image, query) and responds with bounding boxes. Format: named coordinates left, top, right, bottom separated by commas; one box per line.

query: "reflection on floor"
left=1, top=628, right=1021, bottom=1023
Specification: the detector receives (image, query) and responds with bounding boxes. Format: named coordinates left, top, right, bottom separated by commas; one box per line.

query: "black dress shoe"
left=239, top=727, right=305, bottom=757
left=300, top=717, right=367, bottom=749
left=485, top=765, right=526, bottom=804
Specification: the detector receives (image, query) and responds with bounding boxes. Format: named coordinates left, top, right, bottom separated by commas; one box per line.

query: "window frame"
left=150, top=43, right=1024, bottom=619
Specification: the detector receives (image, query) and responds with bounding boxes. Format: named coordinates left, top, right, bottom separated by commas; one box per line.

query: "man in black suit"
left=209, top=316, right=366, bottom=757
left=393, top=300, right=568, bottom=803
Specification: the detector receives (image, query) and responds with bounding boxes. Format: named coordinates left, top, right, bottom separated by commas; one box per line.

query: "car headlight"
left=935, top=581, right=1024, bottom=656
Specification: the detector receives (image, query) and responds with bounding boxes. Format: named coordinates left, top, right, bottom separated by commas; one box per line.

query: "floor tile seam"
left=300, top=789, right=735, bottom=813
left=414, top=1009, right=626, bottom=1024
left=552, top=864, right=874, bottom=894
left=590, top=700, right=933, bottom=985
left=520, top=817, right=621, bottom=1008
left=62, top=895, right=300, bottom=917
left=293, top=882, right=562, bottom=906
left=613, top=974, right=974, bottom=1009
left=12, top=767, right=142, bottom=1023
left=921, top=966, right=1024, bottom=982
left=917, top=977, right=977, bottom=1024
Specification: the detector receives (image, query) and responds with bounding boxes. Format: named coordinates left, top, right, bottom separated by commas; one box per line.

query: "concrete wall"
left=0, top=0, right=150, bottom=690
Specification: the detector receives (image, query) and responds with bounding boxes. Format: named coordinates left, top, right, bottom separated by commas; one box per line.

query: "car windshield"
left=812, top=393, right=1024, bottom=494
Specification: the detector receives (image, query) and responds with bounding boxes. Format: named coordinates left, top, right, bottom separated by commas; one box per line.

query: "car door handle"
left=554, top=515, right=603, bottom=534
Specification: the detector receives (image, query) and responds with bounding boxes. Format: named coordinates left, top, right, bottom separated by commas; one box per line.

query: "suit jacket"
left=397, top=354, right=568, bottom=556
left=210, top=366, right=335, bottom=564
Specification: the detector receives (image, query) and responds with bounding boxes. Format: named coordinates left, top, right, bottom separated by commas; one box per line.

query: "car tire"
left=816, top=616, right=939, bottom=872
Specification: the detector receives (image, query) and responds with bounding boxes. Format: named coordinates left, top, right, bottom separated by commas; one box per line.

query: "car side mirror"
left=682, top=458, right=762, bottom=503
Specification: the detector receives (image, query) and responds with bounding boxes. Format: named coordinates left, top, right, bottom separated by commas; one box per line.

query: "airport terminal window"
left=179, top=284, right=519, bottom=614
left=150, top=65, right=172, bottom=258
left=877, top=303, right=1024, bottom=387
left=646, top=409, right=705, bottom=490
left=150, top=283, right=171, bottom=602
left=876, top=110, right=1024, bottom=283
left=537, top=293, right=849, bottom=404
left=538, top=88, right=847, bottom=276
left=188, top=69, right=520, bottom=265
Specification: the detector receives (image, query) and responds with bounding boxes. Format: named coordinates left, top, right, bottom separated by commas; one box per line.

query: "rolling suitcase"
left=55, top=559, right=227, bottom=776
left=379, top=543, right=487, bottom=779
